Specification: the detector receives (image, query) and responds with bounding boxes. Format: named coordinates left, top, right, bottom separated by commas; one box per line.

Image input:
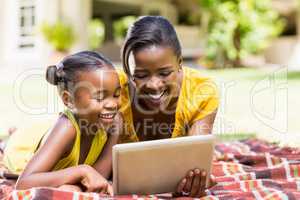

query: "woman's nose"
left=146, top=76, right=164, bottom=91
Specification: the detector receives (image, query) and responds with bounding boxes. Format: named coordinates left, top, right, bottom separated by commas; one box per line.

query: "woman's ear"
left=61, top=91, right=74, bottom=109
left=129, top=76, right=136, bottom=87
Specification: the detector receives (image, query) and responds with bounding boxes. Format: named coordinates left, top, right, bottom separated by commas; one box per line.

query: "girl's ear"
left=62, top=91, right=74, bottom=109
left=178, top=57, right=183, bottom=71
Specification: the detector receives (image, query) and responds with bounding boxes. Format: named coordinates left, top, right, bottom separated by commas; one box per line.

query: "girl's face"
left=70, top=68, right=121, bottom=130
left=132, top=45, right=182, bottom=112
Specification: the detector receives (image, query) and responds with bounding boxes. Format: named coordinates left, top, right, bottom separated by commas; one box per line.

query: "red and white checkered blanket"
left=1, top=139, right=300, bottom=200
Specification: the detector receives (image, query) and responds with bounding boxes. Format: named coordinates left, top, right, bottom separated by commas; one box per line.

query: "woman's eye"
left=133, top=73, right=148, bottom=79
left=160, top=71, right=172, bottom=77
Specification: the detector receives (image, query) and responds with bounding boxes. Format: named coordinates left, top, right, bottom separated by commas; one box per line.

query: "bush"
left=41, top=21, right=76, bottom=52
left=88, top=19, right=105, bottom=50
left=199, top=0, right=285, bottom=68
left=113, top=16, right=136, bottom=43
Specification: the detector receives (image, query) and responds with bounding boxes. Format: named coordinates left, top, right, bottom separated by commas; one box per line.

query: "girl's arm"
left=92, top=112, right=123, bottom=179
left=92, top=134, right=118, bottom=179
left=16, top=115, right=80, bottom=189
left=16, top=116, right=111, bottom=194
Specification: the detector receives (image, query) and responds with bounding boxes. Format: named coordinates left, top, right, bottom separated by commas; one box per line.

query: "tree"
left=199, top=0, right=285, bottom=68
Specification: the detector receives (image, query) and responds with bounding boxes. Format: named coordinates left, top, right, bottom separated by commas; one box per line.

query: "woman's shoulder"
left=182, top=67, right=218, bottom=96
left=183, top=67, right=212, bottom=83
left=178, top=67, right=219, bottom=122
left=116, top=68, right=128, bottom=87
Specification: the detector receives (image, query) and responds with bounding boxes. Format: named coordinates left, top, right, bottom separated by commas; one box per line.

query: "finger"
left=197, top=171, right=207, bottom=197
left=99, top=183, right=108, bottom=194
left=183, top=170, right=194, bottom=193
left=86, top=186, right=94, bottom=193
left=107, top=184, right=114, bottom=196
left=209, top=178, right=217, bottom=188
left=190, top=169, right=201, bottom=197
left=175, top=178, right=187, bottom=195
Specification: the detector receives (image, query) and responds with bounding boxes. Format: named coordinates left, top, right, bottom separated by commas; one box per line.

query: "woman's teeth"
left=98, top=113, right=116, bottom=119
left=147, top=91, right=165, bottom=100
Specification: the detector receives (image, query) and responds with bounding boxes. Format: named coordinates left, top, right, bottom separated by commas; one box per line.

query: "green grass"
left=1, top=66, right=299, bottom=146
left=216, top=133, right=257, bottom=142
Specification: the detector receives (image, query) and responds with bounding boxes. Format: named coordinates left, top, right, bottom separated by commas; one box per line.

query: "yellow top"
left=117, top=67, right=219, bottom=143
left=4, top=110, right=107, bottom=174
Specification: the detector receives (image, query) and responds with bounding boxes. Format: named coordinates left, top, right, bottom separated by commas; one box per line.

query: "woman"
left=117, top=16, right=219, bottom=198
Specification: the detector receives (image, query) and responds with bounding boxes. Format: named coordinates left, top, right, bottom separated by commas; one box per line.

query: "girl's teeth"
left=99, top=113, right=115, bottom=119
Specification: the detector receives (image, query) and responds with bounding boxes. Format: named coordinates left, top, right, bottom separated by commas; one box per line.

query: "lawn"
left=0, top=66, right=299, bottom=146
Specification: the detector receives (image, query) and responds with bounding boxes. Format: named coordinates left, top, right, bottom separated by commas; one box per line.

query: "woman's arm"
left=188, top=110, right=218, bottom=136
left=175, top=110, right=218, bottom=197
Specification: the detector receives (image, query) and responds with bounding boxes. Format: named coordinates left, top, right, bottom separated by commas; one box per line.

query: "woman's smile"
left=143, top=89, right=168, bottom=106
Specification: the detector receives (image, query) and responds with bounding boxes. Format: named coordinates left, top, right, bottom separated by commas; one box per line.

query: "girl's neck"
left=73, top=113, right=99, bottom=137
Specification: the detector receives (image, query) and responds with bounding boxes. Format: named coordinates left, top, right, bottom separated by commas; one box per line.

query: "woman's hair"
left=122, top=16, right=182, bottom=77
left=46, top=51, right=113, bottom=92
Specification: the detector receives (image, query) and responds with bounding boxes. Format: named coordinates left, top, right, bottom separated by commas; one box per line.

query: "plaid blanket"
left=1, top=138, right=300, bottom=200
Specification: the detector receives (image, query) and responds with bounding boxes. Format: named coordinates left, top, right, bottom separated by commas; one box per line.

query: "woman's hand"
left=174, top=168, right=212, bottom=198
left=79, top=165, right=113, bottom=195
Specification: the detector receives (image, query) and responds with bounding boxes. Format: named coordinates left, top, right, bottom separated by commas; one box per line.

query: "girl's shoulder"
left=41, top=112, right=77, bottom=153
left=3, top=112, right=77, bottom=174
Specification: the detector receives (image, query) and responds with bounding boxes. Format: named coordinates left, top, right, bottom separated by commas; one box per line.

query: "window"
left=19, top=0, right=36, bottom=48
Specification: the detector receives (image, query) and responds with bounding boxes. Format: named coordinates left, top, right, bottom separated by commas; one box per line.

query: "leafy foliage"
left=199, top=0, right=285, bottom=67
left=113, top=16, right=137, bottom=42
left=88, top=19, right=105, bottom=50
left=41, top=21, right=76, bottom=52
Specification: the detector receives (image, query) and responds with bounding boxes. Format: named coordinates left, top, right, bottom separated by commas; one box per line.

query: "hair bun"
left=46, top=65, right=58, bottom=85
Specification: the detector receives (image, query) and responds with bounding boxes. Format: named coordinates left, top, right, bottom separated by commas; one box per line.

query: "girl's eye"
left=94, top=95, right=105, bottom=102
left=114, top=89, right=121, bottom=97
left=159, top=71, right=172, bottom=77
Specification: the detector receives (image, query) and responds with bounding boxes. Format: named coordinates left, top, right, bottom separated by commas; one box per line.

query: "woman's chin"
left=143, top=99, right=170, bottom=112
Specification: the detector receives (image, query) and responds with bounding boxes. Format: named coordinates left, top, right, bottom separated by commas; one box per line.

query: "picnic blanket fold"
left=1, top=138, right=300, bottom=200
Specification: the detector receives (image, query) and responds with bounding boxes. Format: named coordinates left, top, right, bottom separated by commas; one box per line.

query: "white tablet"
left=113, top=135, right=215, bottom=195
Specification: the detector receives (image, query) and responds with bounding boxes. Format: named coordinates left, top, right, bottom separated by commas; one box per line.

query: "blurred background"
left=0, top=0, right=299, bottom=145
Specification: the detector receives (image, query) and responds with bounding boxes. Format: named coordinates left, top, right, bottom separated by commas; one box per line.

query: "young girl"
left=118, top=16, right=219, bottom=197
left=10, top=51, right=122, bottom=194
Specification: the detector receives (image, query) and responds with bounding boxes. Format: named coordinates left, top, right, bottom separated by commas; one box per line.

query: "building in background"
left=0, top=0, right=299, bottom=70
left=0, top=0, right=202, bottom=69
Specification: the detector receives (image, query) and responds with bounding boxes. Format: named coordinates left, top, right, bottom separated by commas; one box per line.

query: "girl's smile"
left=73, top=68, right=121, bottom=131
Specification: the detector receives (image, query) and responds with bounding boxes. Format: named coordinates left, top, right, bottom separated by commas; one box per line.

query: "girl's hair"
left=46, top=51, right=113, bottom=92
left=122, top=16, right=182, bottom=77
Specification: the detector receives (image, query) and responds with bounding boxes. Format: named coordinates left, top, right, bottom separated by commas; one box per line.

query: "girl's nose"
left=103, top=98, right=119, bottom=111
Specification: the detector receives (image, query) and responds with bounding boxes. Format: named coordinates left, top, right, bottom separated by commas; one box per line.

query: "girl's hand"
left=174, top=168, right=214, bottom=198
left=79, top=165, right=113, bottom=195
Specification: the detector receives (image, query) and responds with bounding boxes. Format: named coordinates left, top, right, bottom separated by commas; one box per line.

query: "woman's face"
left=132, top=45, right=182, bottom=112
